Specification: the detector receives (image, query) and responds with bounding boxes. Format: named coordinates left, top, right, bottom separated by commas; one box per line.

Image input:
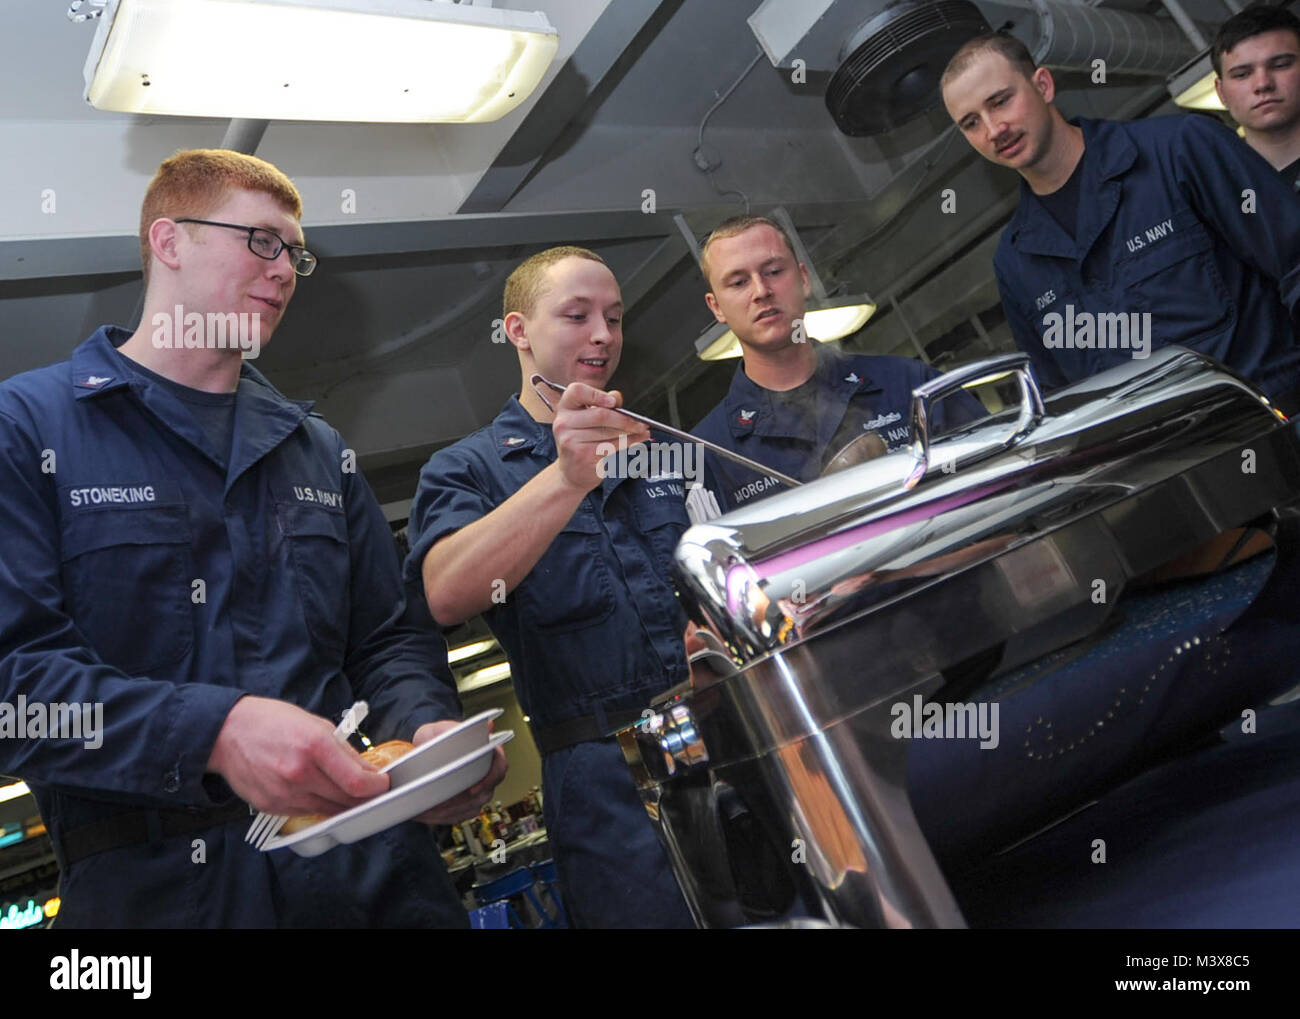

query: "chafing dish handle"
left=905, top=353, right=1046, bottom=489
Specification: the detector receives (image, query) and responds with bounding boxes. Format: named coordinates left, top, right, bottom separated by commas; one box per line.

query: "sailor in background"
left=692, top=216, right=983, bottom=511
left=935, top=33, right=1300, bottom=926
left=1212, top=4, right=1300, bottom=193
left=405, top=246, right=696, bottom=928
left=941, top=32, right=1300, bottom=411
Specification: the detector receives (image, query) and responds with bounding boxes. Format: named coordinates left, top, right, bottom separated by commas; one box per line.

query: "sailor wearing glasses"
left=0, top=149, right=503, bottom=927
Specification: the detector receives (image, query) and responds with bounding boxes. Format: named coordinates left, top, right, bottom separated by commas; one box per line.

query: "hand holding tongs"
left=529, top=373, right=801, bottom=489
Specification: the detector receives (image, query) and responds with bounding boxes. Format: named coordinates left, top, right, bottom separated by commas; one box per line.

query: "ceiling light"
left=695, top=321, right=742, bottom=361
left=1168, top=52, right=1224, bottom=112
left=0, top=782, right=30, bottom=804
left=806, top=298, right=876, bottom=341
left=459, top=661, right=511, bottom=694
left=83, top=0, right=559, bottom=123
left=447, top=638, right=498, bottom=665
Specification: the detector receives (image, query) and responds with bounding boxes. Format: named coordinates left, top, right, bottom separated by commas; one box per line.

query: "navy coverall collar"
left=721, top=346, right=883, bottom=446
left=70, top=325, right=314, bottom=494
left=488, top=394, right=553, bottom=460
left=1004, top=117, right=1137, bottom=261
left=487, top=393, right=642, bottom=507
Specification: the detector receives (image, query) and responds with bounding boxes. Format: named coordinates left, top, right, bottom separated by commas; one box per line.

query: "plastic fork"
left=244, top=700, right=369, bottom=850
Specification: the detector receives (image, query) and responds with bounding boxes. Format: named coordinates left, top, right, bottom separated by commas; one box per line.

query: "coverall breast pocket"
left=276, top=502, right=351, bottom=655
left=632, top=487, right=692, bottom=579
left=1122, top=219, right=1232, bottom=344
left=60, top=506, right=194, bottom=675
left=520, top=511, right=616, bottom=633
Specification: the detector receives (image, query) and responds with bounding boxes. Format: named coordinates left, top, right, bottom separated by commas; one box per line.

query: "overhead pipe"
left=1156, top=0, right=1210, bottom=49
left=1028, top=0, right=1217, bottom=76
left=220, top=119, right=270, bottom=155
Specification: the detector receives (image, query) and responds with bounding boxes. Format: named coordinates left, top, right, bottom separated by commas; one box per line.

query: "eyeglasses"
left=174, top=218, right=318, bottom=276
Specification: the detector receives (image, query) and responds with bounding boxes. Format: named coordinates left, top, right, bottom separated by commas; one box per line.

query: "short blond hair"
left=503, top=245, right=607, bottom=319
left=940, top=32, right=1037, bottom=92
left=140, top=149, right=303, bottom=283
left=699, top=215, right=797, bottom=289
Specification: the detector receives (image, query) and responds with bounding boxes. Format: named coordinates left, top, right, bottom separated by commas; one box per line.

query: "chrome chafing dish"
left=619, top=348, right=1300, bottom=929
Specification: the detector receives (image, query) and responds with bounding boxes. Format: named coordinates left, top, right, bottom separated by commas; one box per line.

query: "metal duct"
left=1029, top=0, right=1216, bottom=76
left=220, top=119, right=269, bottom=155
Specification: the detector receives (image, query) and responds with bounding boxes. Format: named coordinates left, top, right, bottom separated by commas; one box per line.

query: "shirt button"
left=163, top=764, right=182, bottom=794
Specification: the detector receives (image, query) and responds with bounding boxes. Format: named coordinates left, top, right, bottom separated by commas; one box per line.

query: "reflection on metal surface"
left=821, top=430, right=887, bottom=476
left=619, top=347, right=1300, bottom=929
left=677, top=348, right=1294, bottom=667
left=905, top=353, right=1044, bottom=489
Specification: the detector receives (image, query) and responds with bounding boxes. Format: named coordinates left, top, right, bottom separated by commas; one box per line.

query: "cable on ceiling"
left=691, top=47, right=764, bottom=212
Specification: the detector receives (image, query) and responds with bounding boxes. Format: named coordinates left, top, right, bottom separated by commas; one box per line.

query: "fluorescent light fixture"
left=1172, top=70, right=1224, bottom=111
left=696, top=321, right=741, bottom=361
left=806, top=298, right=876, bottom=340
left=0, top=782, right=30, bottom=804
left=447, top=638, right=498, bottom=665
left=1168, top=52, right=1225, bottom=112
left=694, top=298, right=877, bottom=360
left=83, top=0, right=559, bottom=122
left=459, top=660, right=511, bottom=694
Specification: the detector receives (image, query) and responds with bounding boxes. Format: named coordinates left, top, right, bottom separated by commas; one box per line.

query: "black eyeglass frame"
left=173, top=218, right=317, bottom=276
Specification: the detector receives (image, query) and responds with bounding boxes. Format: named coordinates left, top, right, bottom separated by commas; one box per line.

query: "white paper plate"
left=381, top=708, right=503, bottom=787
left=263, top=730, right=513, bottom=858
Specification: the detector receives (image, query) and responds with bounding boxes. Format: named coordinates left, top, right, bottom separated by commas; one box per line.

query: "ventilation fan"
left=826, top=0, right=991, bottom=136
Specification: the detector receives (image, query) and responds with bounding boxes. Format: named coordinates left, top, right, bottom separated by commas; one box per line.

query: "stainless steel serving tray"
left=676, top=347, right=1298, bottom=674
left=623, top=347, right=1300, bottom=929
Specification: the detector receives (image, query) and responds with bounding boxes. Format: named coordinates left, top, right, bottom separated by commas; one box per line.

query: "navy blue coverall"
left=0, top=326, right=466, bottom=927
left=995, top=116, right=1300, bottom=405
left=405, top=396, right=695, bottom=928
left=694, top=347, right=983, bottom=510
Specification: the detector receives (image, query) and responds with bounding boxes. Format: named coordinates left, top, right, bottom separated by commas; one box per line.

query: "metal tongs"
left=529, top=373, right=802, bottom=488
